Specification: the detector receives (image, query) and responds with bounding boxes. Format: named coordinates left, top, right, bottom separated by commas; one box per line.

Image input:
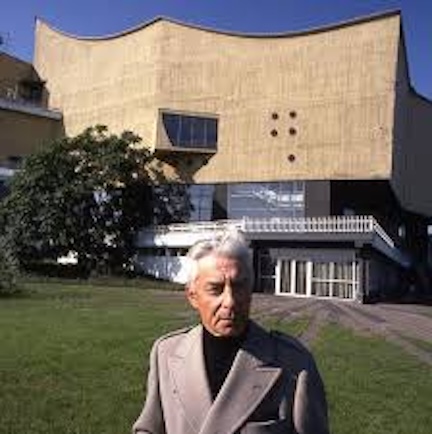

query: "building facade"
left=0, top=52, right=63, bottom=194
left=4, top=10, right=432, bottom=300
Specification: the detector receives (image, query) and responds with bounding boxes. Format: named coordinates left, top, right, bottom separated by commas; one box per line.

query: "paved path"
left=251, top=295, right=432, bottom=365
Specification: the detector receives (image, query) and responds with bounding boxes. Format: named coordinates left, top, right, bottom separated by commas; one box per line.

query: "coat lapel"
left=168, top=326, right=213, bottom=433
left=199, top=322, right=282, bottom=434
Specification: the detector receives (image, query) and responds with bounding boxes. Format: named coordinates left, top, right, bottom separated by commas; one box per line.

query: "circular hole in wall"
left=271, top=129, right=278, bottom=137
left=287, top=154, right=296, bottom=162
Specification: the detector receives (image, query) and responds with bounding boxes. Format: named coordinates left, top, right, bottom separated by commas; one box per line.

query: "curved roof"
left=35, top=9, right=400, bottom=41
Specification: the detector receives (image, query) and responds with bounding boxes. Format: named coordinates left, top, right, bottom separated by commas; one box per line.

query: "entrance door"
left=295, top=261, right=308, bottom=295
left=277, top=259, right=308, bottom=295
left=276, top=258, right=358, bottom=299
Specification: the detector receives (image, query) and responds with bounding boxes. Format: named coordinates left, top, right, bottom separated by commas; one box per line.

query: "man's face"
left=187, top=253, right=252, bottom=337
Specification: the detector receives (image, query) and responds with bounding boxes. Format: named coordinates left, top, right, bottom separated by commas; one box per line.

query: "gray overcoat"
left=133, top=321, right=329, bottom=434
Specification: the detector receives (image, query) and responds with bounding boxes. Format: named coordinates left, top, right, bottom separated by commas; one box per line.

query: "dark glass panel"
left=162, top=112, right=218, bottom=149
left=191, top=117, right=206, bottom=147
left=179, top=116, right=193, bottom=147
left=162, top=113, right=180, bottom=145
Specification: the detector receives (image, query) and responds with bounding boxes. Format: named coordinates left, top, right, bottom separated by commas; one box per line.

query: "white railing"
left=143, top=215, right=395, bottom=248
left=151, top=219, right=241, bottom=234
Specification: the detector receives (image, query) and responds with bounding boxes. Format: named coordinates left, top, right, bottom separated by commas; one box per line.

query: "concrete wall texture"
left=33, top=11, right=432, bottom=215
left=0, top=53, right=62, bottom=162
left=0, top=108, right=61, bottom=160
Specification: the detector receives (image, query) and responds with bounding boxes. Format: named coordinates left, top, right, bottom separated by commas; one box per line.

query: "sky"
left=1, top=0, right=431, bottom=99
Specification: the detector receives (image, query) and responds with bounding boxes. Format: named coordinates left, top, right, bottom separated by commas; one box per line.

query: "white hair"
left=185, top=228, right=253, bottom=286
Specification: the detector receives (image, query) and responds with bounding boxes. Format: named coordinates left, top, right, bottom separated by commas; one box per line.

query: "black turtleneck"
left=202, top=327, right=246, bottom=400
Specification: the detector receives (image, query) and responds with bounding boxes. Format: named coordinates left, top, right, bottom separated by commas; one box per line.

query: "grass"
left=398, top=333, right=432, bottom=354
left=313, top=324, right=432, bottom=434
left=0, top=282, right=192, bottom=434
left=1, top=282, right=431, bottom=434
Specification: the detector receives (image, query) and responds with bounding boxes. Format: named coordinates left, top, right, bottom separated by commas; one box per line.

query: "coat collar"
left=168, top=321, right=282, bottom=434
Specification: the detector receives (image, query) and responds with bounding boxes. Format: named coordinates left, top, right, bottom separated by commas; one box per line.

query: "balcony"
left=140, top=215, right=388, bottom=241
left=0, top=96, right=62, bottom=120
left=136, top=215, right=410, bottom=265
left=135, top=215, right=412, bottom=286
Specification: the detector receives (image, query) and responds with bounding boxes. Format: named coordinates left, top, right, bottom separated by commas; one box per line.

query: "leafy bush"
left=0, top=236, right=19, bottom=294
left=1, top=126, right=191, bottom=276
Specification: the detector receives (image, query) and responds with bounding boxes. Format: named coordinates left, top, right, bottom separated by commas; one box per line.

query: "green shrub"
left=0, top=236, right=19, bottom=294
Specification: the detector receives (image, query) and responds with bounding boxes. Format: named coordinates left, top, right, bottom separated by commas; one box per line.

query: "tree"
left=0, top=125, right=191, bottom=275
left=0, top=235, right=18, bottom=294
left=152, top=183, right=193, bottom=225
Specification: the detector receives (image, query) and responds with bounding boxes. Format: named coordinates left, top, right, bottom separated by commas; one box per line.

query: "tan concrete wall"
left=0, top=108, right=61, bottom=161
left=34, top=20, right=162, bottom=147
left=34, top=14, right=401, bottom=184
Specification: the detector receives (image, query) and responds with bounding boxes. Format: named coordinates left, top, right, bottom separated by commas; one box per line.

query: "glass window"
left=179, top=116, right=193, bottom=146
left=163, top=113, right=180, bottom=145
left=19, top=80, right=43, bottom=103
left=295, top=261, right=307, bottom=295
left=228, top=182, right=305, bottom=219
left=257, top=250, right=276, bottom=294
left=311, top=261, right=358, bottom=299
left=162, top=112, right=218, bottom=149
left=188, top=184, right=214, bottom=221
left=280, top=260, right=292, bottom=294
left=191, top=117, right=206, bottom=146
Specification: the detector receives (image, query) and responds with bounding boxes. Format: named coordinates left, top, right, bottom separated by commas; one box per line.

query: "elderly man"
left=133, top=230, right=329, bottom=434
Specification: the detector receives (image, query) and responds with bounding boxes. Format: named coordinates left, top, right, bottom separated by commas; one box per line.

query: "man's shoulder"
left=157, top=325, right=195, bottom=340
left=247, top=321, right=315, bottom=368
left=270, top=329, right=310, bottom=355
left=249, top=321, right=309, bottom=354
left=268, top=329, right=317, bottom=370
left=153, top=324, right=200, bottom=353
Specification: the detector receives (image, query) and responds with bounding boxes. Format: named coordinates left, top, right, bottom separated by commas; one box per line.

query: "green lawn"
left=313, top=326, right=432, bottom=434
left=0, top=282, right=192, bottom=434
left=1, top=282, right=431, bottom=434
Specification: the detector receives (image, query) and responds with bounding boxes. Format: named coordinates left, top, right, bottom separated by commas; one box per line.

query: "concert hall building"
left=2, top=10, right=432, bottom=301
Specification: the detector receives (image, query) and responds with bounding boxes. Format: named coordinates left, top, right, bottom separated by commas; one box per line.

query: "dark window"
left=191, top=117, right=206, bottom=146
left=19, top=80, right=44, bottom=104
left=179, top=116, right=192, bottom=145
left=163, top=114, right=178, bottom=143
left=228, top=181, right=305, bottom=219
left=162, top=112, right=218, bottom=149
left=8, top=155, right=22, bottom=164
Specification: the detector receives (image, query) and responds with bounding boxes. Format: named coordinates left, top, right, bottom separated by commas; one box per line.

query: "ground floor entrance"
left=275, top=259, right=359, bottom=300
left=256, top=248, right=361, bottom=300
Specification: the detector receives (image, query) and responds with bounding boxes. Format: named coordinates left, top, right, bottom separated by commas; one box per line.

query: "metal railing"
left=145, top=215, right=395, bottom=248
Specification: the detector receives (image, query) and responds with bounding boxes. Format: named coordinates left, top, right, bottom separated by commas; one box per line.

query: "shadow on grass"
left=21, top=273, right=183, bottom=290
left=0, top=288, right=27, bottom=299
left=0, top=274, right=184, bottom=305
